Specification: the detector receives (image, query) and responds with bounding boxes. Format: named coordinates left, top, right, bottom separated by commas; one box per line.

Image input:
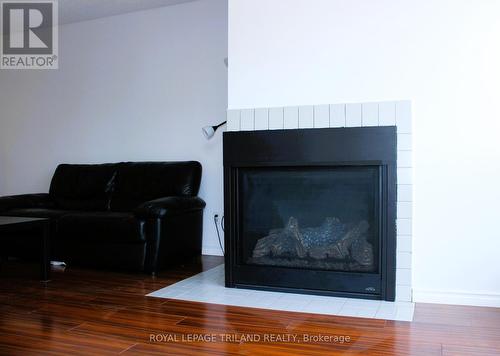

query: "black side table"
left=0, top=216, right=51, bottom=281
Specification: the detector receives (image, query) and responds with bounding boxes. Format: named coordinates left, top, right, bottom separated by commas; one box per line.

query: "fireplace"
left=224, top=127, right=397, bottom=301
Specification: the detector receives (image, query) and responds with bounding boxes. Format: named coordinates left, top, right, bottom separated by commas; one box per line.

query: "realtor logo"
left=1, top=0, right=58, bottom=69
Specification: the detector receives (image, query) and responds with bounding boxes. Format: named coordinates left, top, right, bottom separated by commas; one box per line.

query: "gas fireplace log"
left=252, top=217, right=307, bottom=259
left=313, top=221, right=370, bottom=261
left=252, top=218, right=372, bottom=266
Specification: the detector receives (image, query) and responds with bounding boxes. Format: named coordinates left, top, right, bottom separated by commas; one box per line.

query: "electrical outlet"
left=212, top=212, right=224, bottom=232
left=212, top=211, right=225, bottom=255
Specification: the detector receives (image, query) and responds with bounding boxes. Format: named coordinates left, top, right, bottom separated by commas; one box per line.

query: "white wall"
left=228, top=0, right=500, bottom=306
left=0, top=0, right=228, bottom=256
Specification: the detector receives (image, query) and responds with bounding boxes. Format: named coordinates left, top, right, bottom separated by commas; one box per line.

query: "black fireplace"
left=223, top=127, right=397, bottom=301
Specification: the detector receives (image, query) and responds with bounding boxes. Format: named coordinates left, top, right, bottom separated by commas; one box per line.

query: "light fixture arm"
left=213, top=121, right=226, bottom=130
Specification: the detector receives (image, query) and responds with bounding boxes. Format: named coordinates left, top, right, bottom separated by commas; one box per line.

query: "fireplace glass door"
left=238, top=166, right=380, bottom=274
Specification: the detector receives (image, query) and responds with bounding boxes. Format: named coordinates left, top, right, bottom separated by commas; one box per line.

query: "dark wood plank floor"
left=1, top=256, right=499, bottom=355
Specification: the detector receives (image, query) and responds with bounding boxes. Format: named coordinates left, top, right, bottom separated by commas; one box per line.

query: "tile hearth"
left=148, top=265, right=415, bottom=322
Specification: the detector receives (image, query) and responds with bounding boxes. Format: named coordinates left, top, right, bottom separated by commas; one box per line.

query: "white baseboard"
left=413, top=289, right=500, bottom=308
left=202, top=246, right=224, bottom=257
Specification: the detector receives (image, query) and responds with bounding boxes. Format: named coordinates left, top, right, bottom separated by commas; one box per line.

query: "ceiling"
left=58, top=0, right=198, bottom=25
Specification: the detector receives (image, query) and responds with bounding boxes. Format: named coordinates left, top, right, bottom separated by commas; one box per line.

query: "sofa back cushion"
left=49, top=164, right=117, bottom=211
left=110, top=161, right=202, bottom=211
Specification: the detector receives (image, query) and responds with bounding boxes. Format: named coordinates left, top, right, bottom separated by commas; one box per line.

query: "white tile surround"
left=226, top=101, right=413, bottom=302
left=148, top=265, right=415, bottom=321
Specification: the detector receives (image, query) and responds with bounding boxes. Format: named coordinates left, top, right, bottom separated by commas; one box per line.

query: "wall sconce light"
left=202, top=121, right=227, bottom=139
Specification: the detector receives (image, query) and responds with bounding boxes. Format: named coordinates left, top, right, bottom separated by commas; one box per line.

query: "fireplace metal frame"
left=223, top=127, right=397, bottom=301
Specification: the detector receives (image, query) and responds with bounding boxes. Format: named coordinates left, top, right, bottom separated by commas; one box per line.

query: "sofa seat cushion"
left=2, top=208, right=71, bottom=219
left=57, top=212, right=145, bottom=244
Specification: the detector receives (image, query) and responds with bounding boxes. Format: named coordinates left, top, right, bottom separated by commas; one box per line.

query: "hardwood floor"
left=1, top=256, right=499, bottom=355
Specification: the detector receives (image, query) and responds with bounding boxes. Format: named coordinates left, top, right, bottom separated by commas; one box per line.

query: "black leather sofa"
left=0, top=161, right=206, bottom=273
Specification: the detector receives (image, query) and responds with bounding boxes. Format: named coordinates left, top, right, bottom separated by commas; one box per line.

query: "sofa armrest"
left=135, top=196, right=206, bottom=219
left=0, top=193, right=53, bottom=213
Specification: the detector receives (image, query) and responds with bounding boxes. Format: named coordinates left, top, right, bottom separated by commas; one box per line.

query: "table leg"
left=41, top=222, right=50, bottom=282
